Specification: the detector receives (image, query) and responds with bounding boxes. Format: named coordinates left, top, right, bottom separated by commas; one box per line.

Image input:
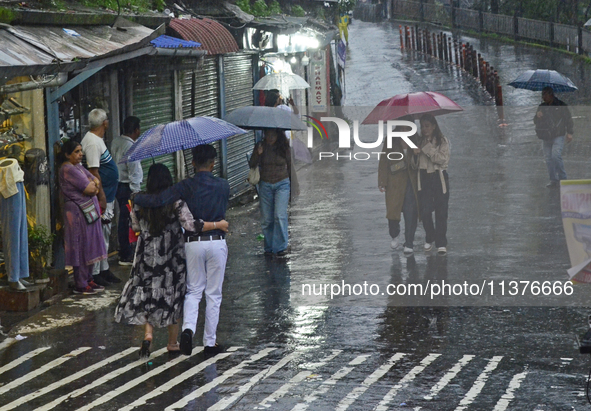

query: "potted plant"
left=28, top=224, right=54, bottom=283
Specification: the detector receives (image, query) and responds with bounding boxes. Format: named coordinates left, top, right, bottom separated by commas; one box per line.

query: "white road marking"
left=74, top=347, right=203, bottom=411
left=0, top=347, right=136, bottom=411
left=256, top=350, right=343, bottom=409
left=35, top=347, right=169, bottom=411
left=164, top=348, right=276, bottom=411
left=335, top=353, right=406, bottom=411
left=492, top=369, right=528, bottom=411
left=290, top=354, right=370, bottom=411
left=0, top=347, right=90, bottom=396
left=424, top=355, right=475, bottom=400
left=374, top=353, right=441, bottom=411
left=208, top=352, right=299, bottom=410
left=454, top=356, right=504, bottom=411
left=118, top=350, right=236, bottom=411
left=0, top=346, right=51, bottom=375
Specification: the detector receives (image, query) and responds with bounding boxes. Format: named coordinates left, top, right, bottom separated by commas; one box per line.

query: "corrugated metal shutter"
left=132, top=61, right=176, bottom=186
left=224, top=54, right=254, bottom=195
left=180, top=56, right=221, bottom=178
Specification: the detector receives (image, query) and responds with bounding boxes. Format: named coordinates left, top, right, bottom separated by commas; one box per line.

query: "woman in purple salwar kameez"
left=58, top=140, right=107, bottom=295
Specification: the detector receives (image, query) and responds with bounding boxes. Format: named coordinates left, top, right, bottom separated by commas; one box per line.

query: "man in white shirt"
left=111, top=116, right=143, bottom=266
left=81, top=108, right=121, bottom=286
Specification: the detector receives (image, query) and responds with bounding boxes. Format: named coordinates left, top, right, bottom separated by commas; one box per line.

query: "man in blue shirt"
left=134, top=145, right=230, bottom=356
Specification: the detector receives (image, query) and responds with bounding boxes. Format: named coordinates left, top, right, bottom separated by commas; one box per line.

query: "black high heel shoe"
left=139, top=339, right=151, bottom=358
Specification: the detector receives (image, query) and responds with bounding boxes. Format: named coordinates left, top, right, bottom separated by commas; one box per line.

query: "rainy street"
left=3, top=19, right=591, bottom=411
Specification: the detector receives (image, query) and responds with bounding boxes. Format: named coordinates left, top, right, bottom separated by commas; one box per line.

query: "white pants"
left=93, top=201, right=114, bottom=275
left=183, top=239, right=228, bottom=347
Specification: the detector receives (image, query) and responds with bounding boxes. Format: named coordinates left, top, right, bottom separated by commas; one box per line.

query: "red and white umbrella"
left=362, top=91, right=463, bottom=124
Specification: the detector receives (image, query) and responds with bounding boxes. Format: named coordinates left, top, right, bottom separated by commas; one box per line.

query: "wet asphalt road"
left=2, top=20, right=591, bottom=410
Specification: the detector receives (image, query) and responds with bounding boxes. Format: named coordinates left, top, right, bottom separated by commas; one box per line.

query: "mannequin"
left=0, top=158, right=30, bottom=291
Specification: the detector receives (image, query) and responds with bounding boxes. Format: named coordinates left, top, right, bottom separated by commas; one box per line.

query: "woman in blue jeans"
left=249, top=128, right=299, bottom=256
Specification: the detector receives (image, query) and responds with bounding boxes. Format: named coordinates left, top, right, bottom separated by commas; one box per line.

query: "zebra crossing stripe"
left=335, top=353, right=406, bottom=411
left=164, top=348, right=276, bottom=411
left=118, top=350, right=237, bottom=411
left=0, top=347, right=137, bottom=411
left=374, top=353, right=442, bottom=411
left=256, top=349, right=343, bottom=409
left=424, top=355, right=475, bottom=400
left=34, top=347, right=169, bottom=411
left=208, top=352, right=299, bottom=410
left=0, top=346, right=50, bottom=375
left=74, top=347, right=204, bottom=411
left=0, top=346, right=90, bottom=396
left=492, top=369, right=528, bottom=411
left=454, top=356, right=503, bottom=411
left=290, top=354, right=370, bottom=411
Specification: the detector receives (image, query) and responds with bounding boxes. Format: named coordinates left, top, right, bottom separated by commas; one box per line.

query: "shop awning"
left=169, top=18, right=239, bottom=55
left=0, top=17, right=164, bottom=80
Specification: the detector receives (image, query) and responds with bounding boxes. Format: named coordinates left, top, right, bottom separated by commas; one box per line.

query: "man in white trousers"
left=133, top=145, right=230, bottom=356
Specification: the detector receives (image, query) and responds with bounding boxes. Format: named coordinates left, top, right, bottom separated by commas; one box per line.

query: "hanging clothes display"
left=0, top=158, right=29, bottom=289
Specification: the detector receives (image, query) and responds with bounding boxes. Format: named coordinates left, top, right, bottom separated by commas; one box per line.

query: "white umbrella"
left=252, top=72, right=310, bottom=91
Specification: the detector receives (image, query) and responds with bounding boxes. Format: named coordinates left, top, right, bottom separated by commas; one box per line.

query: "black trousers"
left=419, top=170, right=449, bottom=248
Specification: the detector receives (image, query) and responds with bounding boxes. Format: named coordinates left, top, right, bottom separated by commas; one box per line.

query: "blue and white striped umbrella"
left=121, top=116, right=246, bottom=163
left=508, top=69, right=578, bottom=92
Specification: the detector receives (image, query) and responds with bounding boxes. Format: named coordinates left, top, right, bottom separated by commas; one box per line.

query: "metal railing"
left=378, top=0, right=591, bottom=56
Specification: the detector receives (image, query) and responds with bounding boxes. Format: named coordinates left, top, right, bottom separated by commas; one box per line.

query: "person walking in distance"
left=133, top=145, right=230, bottom=357
left=81, top=108, right=121, bottom=286
left=533, top=86, right=574, bottom=188
left=111, top=116, right=143, bottom=266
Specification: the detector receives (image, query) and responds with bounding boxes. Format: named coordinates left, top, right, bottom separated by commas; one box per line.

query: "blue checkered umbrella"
left=121, top=117, right=246, bottom=163
left=508, top=69, right=578, bottom=92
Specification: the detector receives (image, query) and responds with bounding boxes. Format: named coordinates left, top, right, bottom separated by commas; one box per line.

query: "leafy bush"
left=252, top=0, right=270, bottom=17
left=291, top=5, right=305, bottom=17
left=236, top=0, right=252, bottom=14
left=268, top=0, right=281, bottom=15
left=28, top=224, right=55, bottom=279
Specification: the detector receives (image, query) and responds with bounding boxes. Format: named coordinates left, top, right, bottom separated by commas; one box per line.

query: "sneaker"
left=390, top=238, right=400, bottom=250
left=180, top=329, right=193, bottom=356
left=19, top=279, right=33, bottom=286
left=73, top=286, right=96, bottom=295
left=437, top=247, right=447, bottom=255
left=92, top=274, right=111, bottom=287
left=403, top=246, right=414, bottom=255
left=100, top=270, right=121, bottom=284
left=276, top=250, right=288, bottom=257
left=204, top=343, right=223, bottom=358
left=9, top=281, right=26, bottom=291
left=88, top=281, right=105, bottom=292
left=424, top=242, right=433, bottom=252
left=546, top=181, right=559, bottom=188
left=118, top=257, right=133, bottom=266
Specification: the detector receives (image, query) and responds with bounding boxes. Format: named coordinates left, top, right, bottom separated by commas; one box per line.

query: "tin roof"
left=0, top=17, right=161, bottom=79
left=169, top=18, right=239, bottom=55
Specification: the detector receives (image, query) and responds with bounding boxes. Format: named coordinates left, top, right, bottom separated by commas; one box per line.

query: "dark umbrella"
left=225, top=106, right=308, bottom=130
left=120, top=116, right=246, bottom=163
left=508, top=69, right=577, bottom=92
left=362, top=91, right=463, bottom=124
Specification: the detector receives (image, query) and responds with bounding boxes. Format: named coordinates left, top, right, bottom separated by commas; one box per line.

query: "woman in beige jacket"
left=378, top=125, right=419, bottom=254
left=416, top=114, right=450, bottom=255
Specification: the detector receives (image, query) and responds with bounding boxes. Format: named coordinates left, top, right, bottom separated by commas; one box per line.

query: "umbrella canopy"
left=121, top=116, right=246, bottom=163
left=508, top=69, right=578, bottom=92
left=225, top=106, right=308, bottom=130
left=252, top=72, right=310, bottom=91
left=362, top=91, right=463, bottom=124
